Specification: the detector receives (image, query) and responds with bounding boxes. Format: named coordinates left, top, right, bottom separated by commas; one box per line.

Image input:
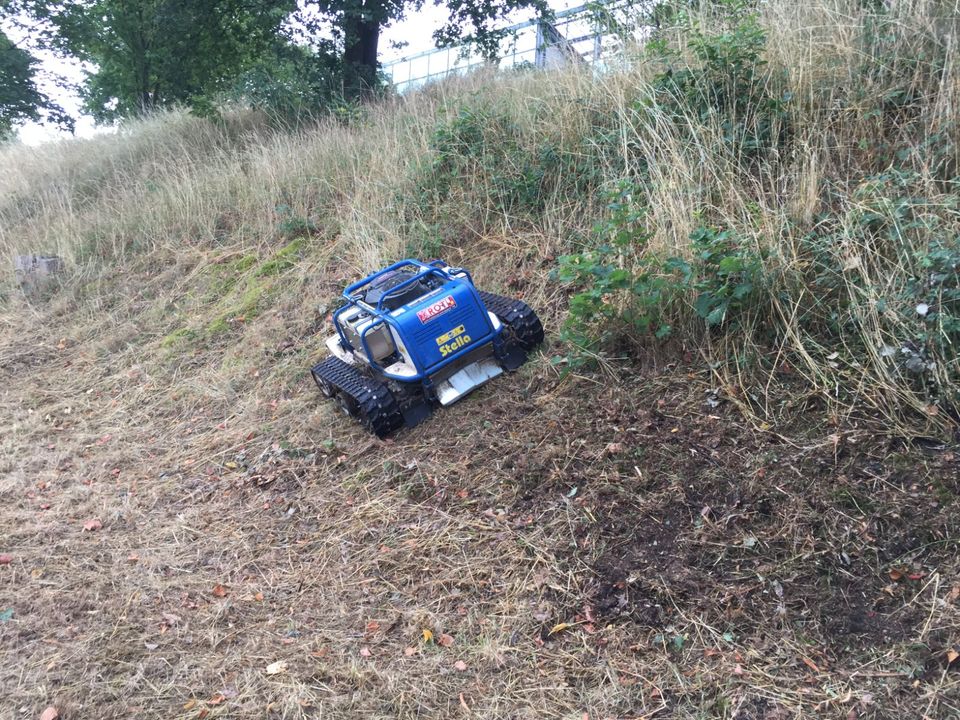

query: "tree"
left=297, top=0, right=550, bottom=96
left=6, top=0, right=297, bottom=120
left=0, top=30, right=72, bottom=138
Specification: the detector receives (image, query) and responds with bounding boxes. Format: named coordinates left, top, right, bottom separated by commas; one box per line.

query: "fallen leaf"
left=365, top=621, right=380, bottom=633
left=208, top=694, right=226, bottom=705
left=254, top=591, right=264, bottom=601
left=182, top=699, right=197, bottom=710
left=359, top=646, right=372, bottom=657
left=422, top=629, right=433, bottom=643
left=438, top=633, right=455, bottom=647
left=801, top=656, right=820, bottom=673
left=889, top=569, right=904, bottom=581
left=0, top=554, right=12, bottom=565
left=265, top=660, right=287, bottom=675
left=549, top=622, right=572, bottom=636
left=403, top=646, right=417, bottom=656
left=83, top=518, right=103, bottom=532
left=453, top=660, right=467, bottom=671
left=947, top=649, right=959, bottom=665
left=197, top=710, right=209, bottom=720
left=127, top=553, right=139, bottom=563
left=39, top=707, right=59, bottom=720
left=459, top=693, right=471, bottom=712
left=211, top=584, right=228, bottom=598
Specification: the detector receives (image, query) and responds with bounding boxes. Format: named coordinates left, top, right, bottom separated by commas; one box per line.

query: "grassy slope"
left=1, top=1, right=959, bottom=718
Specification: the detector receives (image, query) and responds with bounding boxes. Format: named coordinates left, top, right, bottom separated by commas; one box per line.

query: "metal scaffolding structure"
left=382, top=2, right=645, bottom=93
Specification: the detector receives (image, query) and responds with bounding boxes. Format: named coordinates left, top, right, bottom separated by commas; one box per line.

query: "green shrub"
left=556, top=180, right=766, bottom=359
left=647, top=1, right=792, bottom=160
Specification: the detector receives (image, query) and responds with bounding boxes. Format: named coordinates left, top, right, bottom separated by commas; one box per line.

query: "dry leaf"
left=254, top=591, right=264, bottom=601
left=126, top=553, right=139, bottom=563
left=549, top=622, right=572, bottom=636
left=422, top=629, right=433, bottom=643
left=453, top=660, right=467, bottom=671
left=265, top=660, right=287, bottom=675
left=39, top=707, right=59, bottom=720
left=359, top=646, right=372, bottom=657
left=182, top=699, right=197, bottom=710
left=82, top=518, right=102, bottom=532
left=403, top=646, right=417, bottom=656
left=211, top=584, right=228, bottom=598
left=208, top=694, right=226, bottom=705
left=947, top=649, right=959, bottom=665
left=438, top=633, right=455, bottom=647
left=888, top=568, right=904, bottom=581
left=365, top=621, right=380, bottom=633
left=801, top=656, right=820, bottom=673
left=0, top=554, right=12, bottom=565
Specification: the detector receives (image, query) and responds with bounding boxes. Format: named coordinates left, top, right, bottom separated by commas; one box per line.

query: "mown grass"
left=1, top=2, right=959, bottom=718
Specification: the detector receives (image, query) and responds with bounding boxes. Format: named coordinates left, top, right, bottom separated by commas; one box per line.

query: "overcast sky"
left=4, top=1, right=582, bottom=146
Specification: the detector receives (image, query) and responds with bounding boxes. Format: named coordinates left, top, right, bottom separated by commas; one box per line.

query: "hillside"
left=1, top=1, right=959, bottom=718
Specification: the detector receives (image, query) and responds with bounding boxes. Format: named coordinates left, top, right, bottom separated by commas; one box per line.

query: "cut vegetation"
left=1, top=1, right=959, bottom=718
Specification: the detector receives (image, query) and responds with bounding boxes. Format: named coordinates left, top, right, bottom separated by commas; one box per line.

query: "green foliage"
left=556, top=180, right=765, bottom=358
left=429, top=104, right=550, bottom=215
left=274, top=205, right=318, bottom=238
left=295, top=0, right=547, bottom=97
left=913, top=239, right=960, bottom=338
left=227, top=42, right=344, bottom=124
left=9, top=0, right=296, bottom=121
left=685, top=227, right=764, bottom=328
left=417, top=101, right=614, bottom=230
left=648, top=1, right=791, bottom=158
left=0, top=31, right=73, bottom=138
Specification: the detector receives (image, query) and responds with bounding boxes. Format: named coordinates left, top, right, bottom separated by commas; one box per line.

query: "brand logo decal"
left=437, top=324, right=471, bottom=356
left=417, top=295, right=456, bottom=323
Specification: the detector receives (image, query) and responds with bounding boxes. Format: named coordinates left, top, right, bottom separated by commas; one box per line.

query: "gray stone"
left=14, top=254, right=64, bottom=292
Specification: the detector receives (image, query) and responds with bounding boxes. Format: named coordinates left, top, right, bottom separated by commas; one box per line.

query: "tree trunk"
left=342, top=14, right=380, bottom=97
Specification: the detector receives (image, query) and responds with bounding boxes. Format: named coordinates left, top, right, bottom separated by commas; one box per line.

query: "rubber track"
left=478, top=291, right=545, bottom=351
left=312, top=356, right=403, bottom=438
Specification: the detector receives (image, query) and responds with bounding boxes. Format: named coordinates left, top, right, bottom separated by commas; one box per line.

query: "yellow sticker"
left=436, top=325, right=466, bottom=346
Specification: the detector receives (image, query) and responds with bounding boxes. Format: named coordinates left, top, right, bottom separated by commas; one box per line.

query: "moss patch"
left=254, top=237, right=309, bottom=277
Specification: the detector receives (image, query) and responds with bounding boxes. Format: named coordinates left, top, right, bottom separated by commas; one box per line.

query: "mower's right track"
left=478, top=291, right=545, bottom=352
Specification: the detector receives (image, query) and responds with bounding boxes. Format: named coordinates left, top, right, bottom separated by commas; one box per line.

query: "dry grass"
left=2, top=0, right=960, bottom=718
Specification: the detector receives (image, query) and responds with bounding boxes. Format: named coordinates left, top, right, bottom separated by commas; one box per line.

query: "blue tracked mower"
left=312, top=259, right=544, bottom=437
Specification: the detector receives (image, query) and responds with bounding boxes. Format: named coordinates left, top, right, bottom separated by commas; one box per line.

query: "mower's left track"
left=311, top=356, right=404, bottom=438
